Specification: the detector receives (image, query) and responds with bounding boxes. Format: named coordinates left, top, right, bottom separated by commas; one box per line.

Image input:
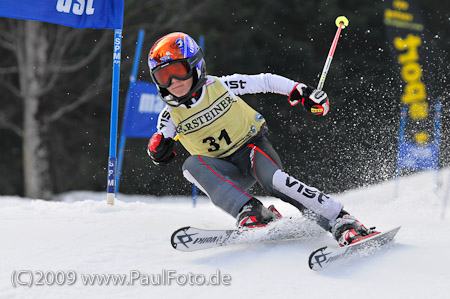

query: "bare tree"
left=0, top=20, right=110, bottom=199
left=0, top=0, right=206, bottom=199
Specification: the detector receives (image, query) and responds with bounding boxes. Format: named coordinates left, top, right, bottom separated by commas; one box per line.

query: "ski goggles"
left=151, top=49, right=203, bottom=88
left=152, top=60, right=192, bottom=88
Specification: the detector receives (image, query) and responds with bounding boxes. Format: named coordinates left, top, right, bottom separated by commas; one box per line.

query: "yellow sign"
left=384, top=0, right=430, bottom=145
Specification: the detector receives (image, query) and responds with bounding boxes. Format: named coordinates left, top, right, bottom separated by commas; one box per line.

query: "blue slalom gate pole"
left=116, top=30, right=146, bottom=195
left=106, top=29, right=123, bottom=205
left=434, top=101, right=441, bottom=197
left=394, top=106, right=408, bottom=200
left=199, top=35, right=205, bottom=51
left=190, top=35, right=205, bottom=208
left=192, top=184, right=198, bottom=208
left=434, top=99, right=449, bottom=219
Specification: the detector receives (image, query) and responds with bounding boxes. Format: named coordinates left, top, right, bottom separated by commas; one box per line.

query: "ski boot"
left=236, top=198, right=282, bottom=228
left=331, top=210, right=379, bottom=247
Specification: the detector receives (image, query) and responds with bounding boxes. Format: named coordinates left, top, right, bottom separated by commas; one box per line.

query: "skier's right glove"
left=148, top=133, right=176, bottom=166
left=289, top=83, right=330, bottom=116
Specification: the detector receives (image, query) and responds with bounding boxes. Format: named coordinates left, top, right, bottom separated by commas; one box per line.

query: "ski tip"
left=171, top=226, right=191, bottom=249
left=384, top=226, right=401, bottom=239
left=308, top=246, right=328, bottom=270
left=308, top=226, right=402, bottom=270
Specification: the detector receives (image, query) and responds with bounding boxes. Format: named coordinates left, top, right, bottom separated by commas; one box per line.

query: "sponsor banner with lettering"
left=397, top=141, right=439, bottom=170
left=122, top=81, right=164, bottom=138
left=384, top=0, right=438, bottom=170
left=0, top=0, right=123, bottom=29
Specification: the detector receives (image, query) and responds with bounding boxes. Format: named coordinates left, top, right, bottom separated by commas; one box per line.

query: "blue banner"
left=122, top=81, right=164, bottom=138
left=384, top=0, right=438, bottom=166
left=0, top=0, right=123, bottom=29
left=397, top=101, right=441, bottom=171
left=397, top=141, right=439, bottom=170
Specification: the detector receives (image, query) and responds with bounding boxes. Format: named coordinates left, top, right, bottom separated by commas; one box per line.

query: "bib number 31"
left=203, top=129, right=232, bottom=152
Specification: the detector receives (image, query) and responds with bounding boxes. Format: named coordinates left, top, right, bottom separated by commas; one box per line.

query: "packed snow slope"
left=1, top=169, right=450, bottom=299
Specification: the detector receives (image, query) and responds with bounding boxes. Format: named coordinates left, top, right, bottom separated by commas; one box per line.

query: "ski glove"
left=289, top=83, right=330, bottom=116
left=148, top=133, right=176, bottom=166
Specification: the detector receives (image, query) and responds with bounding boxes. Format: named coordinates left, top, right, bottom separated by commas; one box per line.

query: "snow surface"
left=1, top=170, right=450, bottom=299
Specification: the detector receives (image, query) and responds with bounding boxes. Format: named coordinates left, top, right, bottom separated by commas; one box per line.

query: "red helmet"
left=148, top=32, right=206, bottom=107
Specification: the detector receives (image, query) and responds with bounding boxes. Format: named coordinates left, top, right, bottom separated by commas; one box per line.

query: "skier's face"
left=167, top=76, right=193, bottom=97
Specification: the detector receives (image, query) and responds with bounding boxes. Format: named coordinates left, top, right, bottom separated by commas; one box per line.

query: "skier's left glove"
left=289, top=83, right=330, bottom=116
left=148, top=133, right=176, bottom=166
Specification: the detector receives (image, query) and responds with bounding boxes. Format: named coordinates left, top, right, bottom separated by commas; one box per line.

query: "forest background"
left=0, top=0, right=449, bottom=199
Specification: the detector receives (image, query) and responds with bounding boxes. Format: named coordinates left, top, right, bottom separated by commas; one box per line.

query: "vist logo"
left=224, top=80, right=246, bottom=89
left=56, top=0, right=95, bottom=16
left=285, top=176, right=329, bottom=204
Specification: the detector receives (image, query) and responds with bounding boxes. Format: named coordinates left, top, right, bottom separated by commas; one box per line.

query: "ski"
left=308, top=226, right=401, bottom=271
left=171, top=226, right=240, bottom=251
left=171, top=219, right=322, bottom=252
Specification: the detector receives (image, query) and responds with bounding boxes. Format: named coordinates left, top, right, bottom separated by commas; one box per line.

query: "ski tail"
left=171, top=226, right=238, bottom=252
left=171, top=226, right=191, bottom=250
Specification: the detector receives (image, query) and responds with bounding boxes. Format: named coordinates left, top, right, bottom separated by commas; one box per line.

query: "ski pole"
left=317, top=16, right=349, bottom=91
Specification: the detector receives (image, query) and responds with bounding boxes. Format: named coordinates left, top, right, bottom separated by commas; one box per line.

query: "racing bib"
left=170, top=77, right=265, bottom=158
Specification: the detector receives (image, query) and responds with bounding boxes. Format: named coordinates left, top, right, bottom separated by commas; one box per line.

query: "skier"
left=147, top=32, right=376, bottom=247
